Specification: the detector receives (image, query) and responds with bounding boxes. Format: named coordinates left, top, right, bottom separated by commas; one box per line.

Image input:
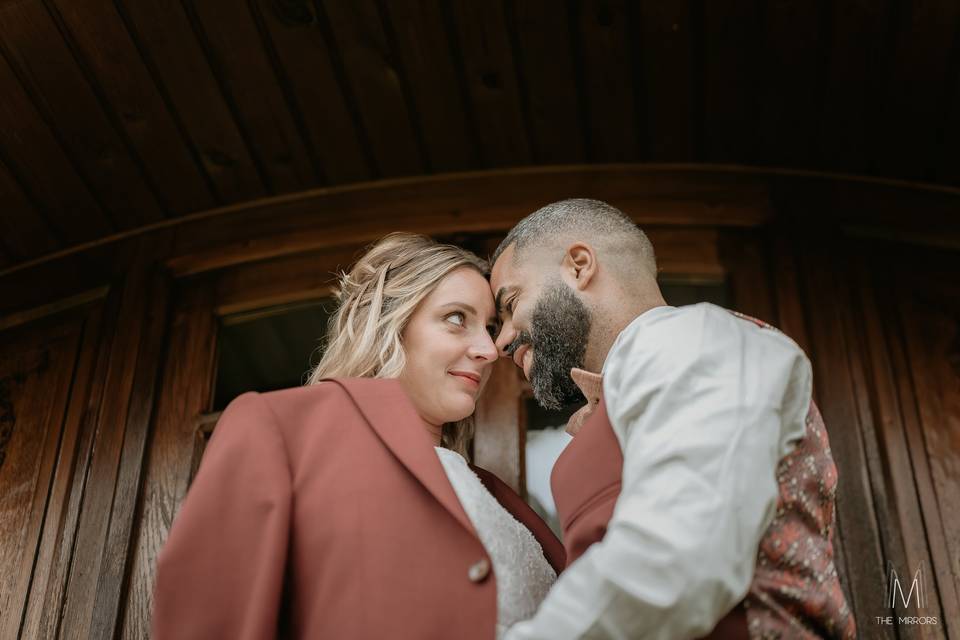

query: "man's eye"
left=446, top=312, right=466, bottom=326
left=486, top=324, right=499, bottom=338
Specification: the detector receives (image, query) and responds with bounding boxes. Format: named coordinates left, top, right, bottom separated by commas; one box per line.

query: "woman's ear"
left=562, top=243, right=597, bottom=291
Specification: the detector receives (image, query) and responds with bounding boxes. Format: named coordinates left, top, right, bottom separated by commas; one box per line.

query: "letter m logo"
left=888, top=563, right=926, bottom=609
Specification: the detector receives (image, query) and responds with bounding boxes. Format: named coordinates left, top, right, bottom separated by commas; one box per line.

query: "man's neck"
left=585, top=293, right=666, bottom=372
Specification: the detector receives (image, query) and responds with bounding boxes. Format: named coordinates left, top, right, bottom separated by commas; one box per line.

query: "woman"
left=152, top=233, right=564, bottom=640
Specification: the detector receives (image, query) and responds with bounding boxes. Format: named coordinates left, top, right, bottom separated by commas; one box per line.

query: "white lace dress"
left=435, top=447, right=557, bottom=638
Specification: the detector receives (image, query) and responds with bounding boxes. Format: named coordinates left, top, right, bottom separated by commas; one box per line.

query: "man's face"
left=490, top=245, right=590, bottom=410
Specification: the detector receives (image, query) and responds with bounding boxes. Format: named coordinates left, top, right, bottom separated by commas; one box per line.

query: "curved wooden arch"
left=3, top=163, right=959, bottom=278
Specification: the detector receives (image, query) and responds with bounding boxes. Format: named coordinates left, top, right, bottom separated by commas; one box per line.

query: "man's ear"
left=562, top=243, right=597, bottom=291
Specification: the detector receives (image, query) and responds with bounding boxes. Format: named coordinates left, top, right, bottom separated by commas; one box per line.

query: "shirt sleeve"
left=506, top=304, right=811, bottom=640
left=152, top=392, right=292, bottom=640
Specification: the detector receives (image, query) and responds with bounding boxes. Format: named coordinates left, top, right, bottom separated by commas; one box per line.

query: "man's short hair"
left=492, top=198, right=657, bottom=279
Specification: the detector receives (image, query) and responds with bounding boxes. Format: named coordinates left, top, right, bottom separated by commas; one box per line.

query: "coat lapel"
left=326, top=377, right=479, bottom=539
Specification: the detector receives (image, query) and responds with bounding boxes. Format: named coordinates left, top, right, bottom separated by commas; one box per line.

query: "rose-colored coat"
left=153, top=378, right=564, bottom=640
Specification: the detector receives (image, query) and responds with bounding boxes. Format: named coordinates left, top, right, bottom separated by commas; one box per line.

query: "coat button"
left=467, top=558, right=490, bottom=583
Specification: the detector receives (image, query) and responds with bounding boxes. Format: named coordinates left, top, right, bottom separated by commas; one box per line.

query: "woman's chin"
left=441, top=395, right=476, bottom=423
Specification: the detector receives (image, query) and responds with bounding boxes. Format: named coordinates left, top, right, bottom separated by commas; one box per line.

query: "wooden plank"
left=475, top=358, right=525, bottom=492
left=717, top=227, right=775, bottom=322
left=572, top=0, right=637, bottom=161
left=18, top=300, right=109, bottom=640
left=56, top=240, right=161, bottom=637
left=382, top=0, right=474, bottom=171
left=0, top=1, right=165, bottom=229
left=0, top=157, right=59, bottom=262
left=186, top=0, right=318, bottom=193
left=120, top=282, right=218, bottom=640
left=701, top=0, right=763, bottom=163
left=848, top=247, right=947, bottom=639
left=447, top=0, right=532, bottom=166
left=814, top=0, right=889, bottom=174
left=893, top=249, right=960, bottom=630
left=252, top=0, right=371, bottom=184
left=635, top=0, right=693, bottom=161
left=214, top=244, right=359, bottom=315
left=752, top=0, right=825, bottom=169
left=795, top=235, right=889, bottom=631
left=89, top=249, right=173, bottom=640
left=166, top=166, right=772, bottom=275
left=117, top=0, right=267, bottom=203
left=0, top=315, right=83, bottom=640
left=48, top=0, right=215, bottom=215
left=508, top=0, right=583, bottom=164
left=871, top=0, right=960, bottom=182
left=319, top=0, right=424, bottom=177
left=0, top=50, right=111, bottom=245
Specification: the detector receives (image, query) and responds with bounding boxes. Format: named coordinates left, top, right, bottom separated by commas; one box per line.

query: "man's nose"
left=494, top=322, right=515, bottom=358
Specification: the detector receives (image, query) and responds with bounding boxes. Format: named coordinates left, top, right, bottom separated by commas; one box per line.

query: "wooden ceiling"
left=1, top=0, right=959, bottom=271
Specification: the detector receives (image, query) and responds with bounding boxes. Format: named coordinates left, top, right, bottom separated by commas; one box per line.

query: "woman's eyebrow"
left=438, top=301, right=478, bottom=316
left=439, top=302, right=498, bottom=325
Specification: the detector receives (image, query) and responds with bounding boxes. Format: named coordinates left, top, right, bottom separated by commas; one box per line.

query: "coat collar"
left=324, top=377, right=478, bottom=539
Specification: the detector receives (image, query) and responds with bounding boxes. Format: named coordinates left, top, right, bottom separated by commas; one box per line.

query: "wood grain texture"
left=871, top=0, right=960, bottom=182
left=48, top=244, right=148, bottom=639
left=0, top=156, right=58, bottom=262
left=447, top=0, right=532, bottom=166
left=0, top=314, right=84, bottom=640
left=814, top=0, right=890, bottom=175
left=48, top=0, right=215, bottom=215
left=0, top=0, right=165, bottom=228
left=0, top=47, right=111, bottom=245
left=573, top=0, right=638, bottom=162
left=794, top=235, right=889, bottom=632
left=848, top=248, right=947, bottom=639
left=382, top=0, right=474, bottom=172
left=508, top=0, right=583, bottom=164
left=717, top=227, right=775, bottom=323
left=86, top=248, right=172, bottom=640
left=186, top=0, right=319, bottom=193
left=892, top=249, right=960, bottom=632
left=253, top=0, right=371, bottom=184
left=319, top=0, right=424, bottom=177
left=117, top=0, right=267, bottom=203
left=166, top=166, right=773, bottom=275
left=18, top=299, right=109, bottom=640
left=752, top=0, right=826, bottom=170
left=701, top=0, right=763, bottom=163
left=120, top=282, right=218, bottom=640
left=636, top=0, right=693, bottom=162
left=474, top=358, right=525, bottom=493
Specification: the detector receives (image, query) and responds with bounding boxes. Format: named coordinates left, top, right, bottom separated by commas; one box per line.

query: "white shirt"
left=435, top=447, right=557, bottom=639
left=505, top=303, right=811, bottom=640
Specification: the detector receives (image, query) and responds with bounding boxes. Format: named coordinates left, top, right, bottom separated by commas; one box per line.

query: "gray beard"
left=527, top=280, right=591, bottom=410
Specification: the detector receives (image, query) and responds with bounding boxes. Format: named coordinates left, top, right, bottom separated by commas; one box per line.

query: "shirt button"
left=467, top=558, right=490, bottom=583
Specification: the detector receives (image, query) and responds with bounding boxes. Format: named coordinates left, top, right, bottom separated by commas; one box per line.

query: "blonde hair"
left=307, top=232, right=488, bottom=457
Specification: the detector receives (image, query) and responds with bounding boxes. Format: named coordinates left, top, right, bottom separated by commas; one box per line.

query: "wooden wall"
left=0, top=167, right=957, bottom=639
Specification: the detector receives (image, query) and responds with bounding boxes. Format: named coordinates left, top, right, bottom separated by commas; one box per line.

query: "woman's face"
left=398, top=267, right=499, bottom=431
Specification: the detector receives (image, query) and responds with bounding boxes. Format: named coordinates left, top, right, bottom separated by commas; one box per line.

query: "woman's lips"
left=449, top=371, right=481, bottom=388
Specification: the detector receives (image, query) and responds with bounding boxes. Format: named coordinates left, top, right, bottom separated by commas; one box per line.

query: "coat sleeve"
left=152, top=391, right=292, bottom=640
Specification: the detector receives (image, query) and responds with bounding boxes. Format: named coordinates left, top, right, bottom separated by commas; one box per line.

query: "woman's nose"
left=470, top=332, right=499, bottom=362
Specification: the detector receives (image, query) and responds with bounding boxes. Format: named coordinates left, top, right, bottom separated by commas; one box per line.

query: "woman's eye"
left=446, top=312, right=466, bottom=327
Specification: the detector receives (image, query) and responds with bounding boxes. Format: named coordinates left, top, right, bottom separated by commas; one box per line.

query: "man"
left=490, top=199, right=855, bottom=639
